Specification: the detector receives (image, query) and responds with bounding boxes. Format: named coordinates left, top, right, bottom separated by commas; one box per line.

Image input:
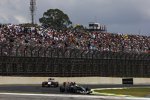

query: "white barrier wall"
left=134, top=78, right=150, bottom=85
left=0, top=77, right=149, bottom=85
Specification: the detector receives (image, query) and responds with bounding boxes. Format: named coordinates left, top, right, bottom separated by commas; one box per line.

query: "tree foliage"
left=39, top=9, right=72, bottom=29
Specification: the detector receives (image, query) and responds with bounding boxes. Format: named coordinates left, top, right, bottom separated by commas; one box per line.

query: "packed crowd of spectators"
left=0, top=24, right=149, bottom=56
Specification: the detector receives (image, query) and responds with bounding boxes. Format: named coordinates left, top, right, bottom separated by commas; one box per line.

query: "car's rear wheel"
left=42, top=82, right=47, bottom=87
left=42, top=83, right=45, bottom=87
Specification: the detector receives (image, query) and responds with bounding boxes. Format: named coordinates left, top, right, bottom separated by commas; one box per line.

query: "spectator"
left=0, top=24, right=149, bottom=56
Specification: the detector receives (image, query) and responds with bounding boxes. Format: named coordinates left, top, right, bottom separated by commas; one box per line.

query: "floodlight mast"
left=30, top=0, right=36, bottom=24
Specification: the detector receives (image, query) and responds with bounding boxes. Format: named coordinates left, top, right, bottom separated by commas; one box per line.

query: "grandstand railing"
left=0, top=45, right=149, bottom=77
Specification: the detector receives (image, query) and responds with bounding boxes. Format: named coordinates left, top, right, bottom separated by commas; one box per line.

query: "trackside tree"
left=39, top=9, right=72, bottom=29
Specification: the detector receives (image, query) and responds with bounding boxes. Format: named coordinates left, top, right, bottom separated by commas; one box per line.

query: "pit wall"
left=0, top=77, right=150, bottom=85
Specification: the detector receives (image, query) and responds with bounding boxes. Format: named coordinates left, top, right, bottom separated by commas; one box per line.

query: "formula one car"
left=42, top=78, right=59, bottom=87
left=60, top=82, right=92, bottom=94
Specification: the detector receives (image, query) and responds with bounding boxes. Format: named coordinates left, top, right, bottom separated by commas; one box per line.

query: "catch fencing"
left=0, top=45, right=149, bottom=77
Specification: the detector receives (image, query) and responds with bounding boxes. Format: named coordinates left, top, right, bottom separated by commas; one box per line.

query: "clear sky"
left=0, top=0, right=150, bottom=36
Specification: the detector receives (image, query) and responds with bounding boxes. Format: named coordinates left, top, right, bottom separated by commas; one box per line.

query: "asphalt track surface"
left=0, top=93, right=143, bottom=100
left=0, top=85, right=150, bottom=94
left=0, top=94, right=106, bottom=100
left=0, top=84, right=150, bottom=100
left=0, top=84, right=150, bottom=94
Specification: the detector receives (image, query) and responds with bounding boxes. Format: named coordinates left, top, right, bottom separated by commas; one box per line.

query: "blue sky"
left=0, top=0, right=150, bottom=36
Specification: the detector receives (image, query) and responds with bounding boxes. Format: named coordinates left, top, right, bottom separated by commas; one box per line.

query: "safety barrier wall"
left=0, top=77, right=150, bottom=85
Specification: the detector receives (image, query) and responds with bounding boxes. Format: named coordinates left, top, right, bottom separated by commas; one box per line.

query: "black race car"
left=42, top=78, right=59, bottom=87
left=60, top=82, right=92, bottom=94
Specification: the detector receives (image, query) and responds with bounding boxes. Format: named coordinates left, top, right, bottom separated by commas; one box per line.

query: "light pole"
left=30, top=0, right=36, bottom=24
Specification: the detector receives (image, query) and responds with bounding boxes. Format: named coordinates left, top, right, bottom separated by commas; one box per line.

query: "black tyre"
left=60, top=86, right=65, bottom=92
left=55, top=83, right=59, bottom=87
left=42, top=83, right=45, bottom=87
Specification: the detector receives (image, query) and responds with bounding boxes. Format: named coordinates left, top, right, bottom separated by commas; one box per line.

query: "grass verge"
left=93, top=87, right=150, bottom=97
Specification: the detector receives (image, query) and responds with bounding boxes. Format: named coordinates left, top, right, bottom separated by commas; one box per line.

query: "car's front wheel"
left=60, top=86, right=65, bottom=92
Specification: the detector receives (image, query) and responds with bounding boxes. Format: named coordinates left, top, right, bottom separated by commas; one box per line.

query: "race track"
left=0, top=84, right=150, bottom=100
left=0, top=93, right=150, bottom=100
left=0, top=84, right=150, bottom=94
left=0, top=93, right=122, bottom=100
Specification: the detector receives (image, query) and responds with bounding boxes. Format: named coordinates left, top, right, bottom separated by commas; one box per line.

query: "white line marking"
left=0, top=93, right=149, bottom=100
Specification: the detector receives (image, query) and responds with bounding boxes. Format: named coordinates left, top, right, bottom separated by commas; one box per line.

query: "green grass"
left=94, top=87, right=150, bottom=97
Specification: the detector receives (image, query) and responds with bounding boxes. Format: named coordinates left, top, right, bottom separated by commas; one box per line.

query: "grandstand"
left=0, top=24, right=149, bottom=84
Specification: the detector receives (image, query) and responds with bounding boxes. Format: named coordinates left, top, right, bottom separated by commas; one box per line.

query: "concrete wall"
left=0, top=76, right=149, bottom=85
left=134, top=78, right=150, bottom=85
